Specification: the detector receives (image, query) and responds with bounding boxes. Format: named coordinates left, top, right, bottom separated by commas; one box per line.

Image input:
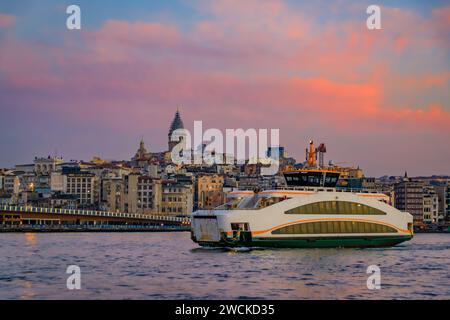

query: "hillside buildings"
left=0, top=109, right=449, bottom=227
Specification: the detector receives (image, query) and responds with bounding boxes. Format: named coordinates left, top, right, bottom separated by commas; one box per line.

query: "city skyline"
left=2, top=108, right=449, bottom=179
left=0, top=0, right=449, bottom=176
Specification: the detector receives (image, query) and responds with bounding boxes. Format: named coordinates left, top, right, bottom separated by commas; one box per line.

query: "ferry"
left=190, top=143, right=414, bottom=248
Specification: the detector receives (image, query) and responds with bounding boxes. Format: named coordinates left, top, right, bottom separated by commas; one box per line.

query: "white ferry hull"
left=191, top=191, right=414, bottom=248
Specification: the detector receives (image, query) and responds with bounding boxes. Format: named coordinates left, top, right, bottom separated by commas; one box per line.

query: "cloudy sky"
left=0, top=0, right=449, bottom=176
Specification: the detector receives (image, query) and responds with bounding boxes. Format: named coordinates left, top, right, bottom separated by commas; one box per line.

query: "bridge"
left=0, top=205, right=191, bottom=231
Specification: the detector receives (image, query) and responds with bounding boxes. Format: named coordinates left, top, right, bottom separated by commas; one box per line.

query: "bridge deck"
left=0, top=205, right=191, bottom=224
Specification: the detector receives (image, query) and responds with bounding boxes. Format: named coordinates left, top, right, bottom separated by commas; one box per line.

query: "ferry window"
left=257, top=197, right=285, bottom=209
left=285, top=201, right=386, bottom=215
left=237, top=195, right=260, bottom=209
left=215, top=198, right=242, bottom=210
left=272, top=221, right=397, bottom=234
left=231, top=223, right=249, bottom=231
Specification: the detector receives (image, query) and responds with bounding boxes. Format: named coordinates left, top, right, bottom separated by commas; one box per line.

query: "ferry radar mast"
left=306, top=140, right=317, bottom=168
left=286, top=140, right=339, bottom=187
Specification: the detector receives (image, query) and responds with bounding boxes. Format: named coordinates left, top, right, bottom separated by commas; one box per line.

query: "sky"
left=0, top=0, right=449, bottom=177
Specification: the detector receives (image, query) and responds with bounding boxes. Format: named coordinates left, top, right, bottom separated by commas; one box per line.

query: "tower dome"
left=168, top=108, right=184, bottom=138
left=168, top=108, right=185, bottom=152
left=133, top=138, right=149, bottom=161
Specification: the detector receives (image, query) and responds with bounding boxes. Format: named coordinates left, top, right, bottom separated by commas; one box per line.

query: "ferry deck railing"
left=235, top=186, right=386, bottom=194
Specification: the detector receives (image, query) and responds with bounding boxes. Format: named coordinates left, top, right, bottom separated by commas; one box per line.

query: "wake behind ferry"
left=191, top=141, right=414, bottom=248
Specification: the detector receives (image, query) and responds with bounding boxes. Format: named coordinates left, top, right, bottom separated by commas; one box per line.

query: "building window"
left=271, top=221, right=398, bottom=234
left=285, top=201, right=386, bottom=215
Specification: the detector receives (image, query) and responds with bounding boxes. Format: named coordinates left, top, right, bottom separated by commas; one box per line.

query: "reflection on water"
left=19, top=280, right=36, bottom=300
left=25, top=233, right=37, bottom=246
left=0, top=232, right=448, bottom=299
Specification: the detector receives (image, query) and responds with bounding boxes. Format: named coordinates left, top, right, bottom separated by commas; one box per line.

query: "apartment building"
left=197, top=174, right=224, bottom=209
left=161, top=179, right=193, bottom=216
left=394, top=180, right=424, bottom=225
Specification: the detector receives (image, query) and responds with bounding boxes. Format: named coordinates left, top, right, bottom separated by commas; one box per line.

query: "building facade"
left=65, top=173, right=99, bottom=207
left=197, top=174, right=225, bottom=209
left=446, top=184, right=450, bottom=220
left=136, top=176, right=161, bottom=214
left=121, top=174, right=162, bottom=215
left=422, top=187, right=439, bottom=223
left=101, top=177, right=123, bottom=212
left=3, top=174, right=20, bottom=195
left=161, top=179, right=193, bottom=216
left=34, top=156, right=64, bottom=175
left=394, top=180, right=424, bottom=225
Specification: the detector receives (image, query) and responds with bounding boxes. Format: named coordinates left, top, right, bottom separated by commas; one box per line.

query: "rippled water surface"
left=0, top=232, right=448, bottom=299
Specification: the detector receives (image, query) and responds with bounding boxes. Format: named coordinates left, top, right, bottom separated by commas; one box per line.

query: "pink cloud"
left=0, top=3, right=449, bottom=174
left=0, top=13, right=15, bottom=28
left=432, top=5, right=450, bottom=30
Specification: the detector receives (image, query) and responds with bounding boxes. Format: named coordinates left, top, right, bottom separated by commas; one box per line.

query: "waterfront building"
left=121, top=174, right=138, bottom=214
left=65, top=172, right=99, bottom=207
left=34, top=156, right=64, bottom=175
left=446, top=184, right=450, bottom=220
left=19, top=172, right=38, bottom=192
left=0, top=170, right=11, bottom=194
left=19, top=189, right=56, bottom=207
left=394, top=177, right=424, bottom=225
left=146, top=164, right=159, bottom=178
left=50, top=172, right=66, bottom=192
left=14, top=163, right=35, bottom=174
left=422, top=186, right=439, bottom=224
left=361, top=177, right=377, bottom=192
left=0, top=194, right=12, bottom=205
left=87, top=163, right=132, bottom=180
left=197, top=174, right=225, bottom=209
left=49, top=193, right=78, bottom=209
left=3, top=173, right=20, bottom=195
left=432, top=183, right=448, bottom=223
left=121, top=174, right=162, bottom=214
left=136, top=176, right=161, bottom=214
left=161, top=178, right=193, bottom=216
left=101, top=177, right=123, bottom=212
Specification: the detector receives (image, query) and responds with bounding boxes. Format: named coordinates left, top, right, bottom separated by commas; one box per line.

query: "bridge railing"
left=0, top=205, right=191, bottom=223
left=0, top=224, right=190, bottom=231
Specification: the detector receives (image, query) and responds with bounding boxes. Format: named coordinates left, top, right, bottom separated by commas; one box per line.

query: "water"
left=0, top=232, right=448, bottom=300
